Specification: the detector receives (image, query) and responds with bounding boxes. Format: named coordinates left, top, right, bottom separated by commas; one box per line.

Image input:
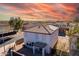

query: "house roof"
left=24, top=23, right=58, bottom=35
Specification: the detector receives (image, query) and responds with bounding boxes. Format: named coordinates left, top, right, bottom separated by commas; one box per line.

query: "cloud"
left=0, top=3, right=78, bottom=21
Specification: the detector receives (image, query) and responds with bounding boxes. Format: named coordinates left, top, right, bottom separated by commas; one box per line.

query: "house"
left=23, top=23, right=59, bottom=54
left=0, top=31, right=23, bottom=56
left=69, top=33, right=79, bottom=55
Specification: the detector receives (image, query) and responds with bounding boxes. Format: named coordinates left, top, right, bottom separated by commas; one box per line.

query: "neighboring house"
left=23, top=23, right=59, bottom=54
left=70, top=34, right=79, bottom=55
left=0, top=31, right=23, bottom=56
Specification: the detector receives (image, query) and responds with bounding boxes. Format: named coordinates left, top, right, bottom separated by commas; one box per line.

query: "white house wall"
left=51, top=29, right=58, bottom=48
left=24, top=32, right=51, bottom=46
left=24, top=32, right=38, bottom=43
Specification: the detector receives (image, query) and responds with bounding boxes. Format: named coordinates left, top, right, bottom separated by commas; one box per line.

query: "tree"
left=65, top=22, right=79, bottom=55
left=8, top=17, right=24, bottom=31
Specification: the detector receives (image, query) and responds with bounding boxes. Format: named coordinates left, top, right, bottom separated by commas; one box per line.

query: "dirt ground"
left=56, top=36, right=70, bottom=53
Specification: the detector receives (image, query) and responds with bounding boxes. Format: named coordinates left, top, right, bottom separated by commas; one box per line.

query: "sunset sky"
left=0, top=3, right=78, bottom=21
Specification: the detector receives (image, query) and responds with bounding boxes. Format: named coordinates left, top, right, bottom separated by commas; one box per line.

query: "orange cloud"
left=34, top=3, right=54, bottom=12
left=0, top=3, right=77, bottom=21
left=59, top=4, right=76, bottom=12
